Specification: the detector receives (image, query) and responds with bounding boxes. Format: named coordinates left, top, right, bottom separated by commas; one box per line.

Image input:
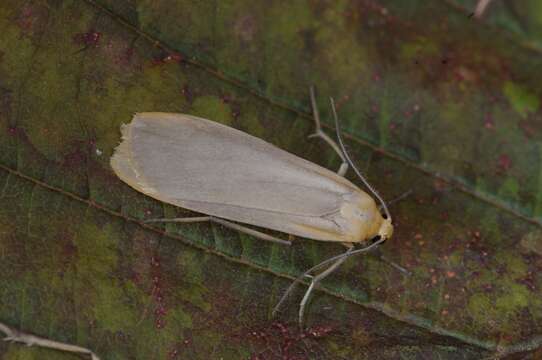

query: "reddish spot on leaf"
left=454, top=66, right=477, bottom=83
left=220, top=94, right=233, bottom=104
left=155, top=318, right=165, bottom=329
left=306, top=325, right=333, bottom=338
left=168, top=349, right=179, bottom=359
left=149, top=254, right=169, bottom=329
left=246, top=321, right=334, bottom=359
left=335, top=94, right=351, bottom=109
left=17, top=5, right=37, bottom=34
left=62, top=241, right=78, bottom=259
left=116, top=47, right=135, bottom=67
left=131, top=272, right=142, bottom=285
left=164, top=53, right=183, bottom=63
left=73, top=30, right=102, bottom=47
left=519, top=119, right=538, bottom=138
left=484, top=114, right=494, bottom=129
left=63, top=148, right=87, bottom=168
left=497, top=154, right=512, bottom=173
left=153, top=52, right=183, bottom=66
left=154, top=305, right=166, bottom=316
left=181, top=85, right=193, bottom=103
left=517, top=272, right=536, bottom=291
left=234, top=15, right=257, bottom=42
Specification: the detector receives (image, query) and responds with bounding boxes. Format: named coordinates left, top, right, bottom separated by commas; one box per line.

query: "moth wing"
left=111, top=113, right=363, bottom=242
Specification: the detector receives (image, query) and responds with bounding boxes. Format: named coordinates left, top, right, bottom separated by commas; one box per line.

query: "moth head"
left=376, top=216, right=393, bottom=243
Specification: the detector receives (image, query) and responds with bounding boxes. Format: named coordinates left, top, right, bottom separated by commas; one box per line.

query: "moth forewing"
left=110, top=113, right=389, bottom=244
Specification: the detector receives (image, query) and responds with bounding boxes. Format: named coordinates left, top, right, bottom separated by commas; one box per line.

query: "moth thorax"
left=339, top=192, right=382, bottom=242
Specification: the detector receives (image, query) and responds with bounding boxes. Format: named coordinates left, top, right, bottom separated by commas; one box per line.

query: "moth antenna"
left=330, top=97, right=392, bottom=221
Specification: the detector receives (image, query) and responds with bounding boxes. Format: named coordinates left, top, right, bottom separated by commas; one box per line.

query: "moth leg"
left=145, top=216, right=211, bottom=223
left=372, top=247, right=411, bottom=275
left=144, top=216, right=291, bottom=246
left=308, top=86, right=348, bottom=176
left=272, top=244, right=353, bottom=319
left=1, top=321, right=100, bottom=360
left=210, top=217, right=291, bottom=245
left=298, top=244, right=354, bottom=327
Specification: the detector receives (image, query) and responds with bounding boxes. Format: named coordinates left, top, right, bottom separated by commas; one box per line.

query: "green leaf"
left=503, top=81, right=540, bottom=118
left=1, top=0, right=542, bottom=358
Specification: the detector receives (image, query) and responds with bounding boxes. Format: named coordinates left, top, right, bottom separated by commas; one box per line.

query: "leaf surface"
left=1, top=1, right=541, bottom=358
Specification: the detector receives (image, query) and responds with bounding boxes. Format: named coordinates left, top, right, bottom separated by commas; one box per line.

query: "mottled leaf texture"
left=1, top=1, right=542, bottom=359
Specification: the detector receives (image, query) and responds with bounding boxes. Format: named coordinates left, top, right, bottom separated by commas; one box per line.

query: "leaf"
left=1, top=0, right=541, bottom=359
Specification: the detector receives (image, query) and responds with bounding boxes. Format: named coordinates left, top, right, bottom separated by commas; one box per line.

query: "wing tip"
left=111, top=114, right=162, bottom=198
left=111, top=115, right=137, bottom=181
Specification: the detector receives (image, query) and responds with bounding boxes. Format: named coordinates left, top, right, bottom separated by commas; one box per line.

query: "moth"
left=111, top=88, right=403, bottom=325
